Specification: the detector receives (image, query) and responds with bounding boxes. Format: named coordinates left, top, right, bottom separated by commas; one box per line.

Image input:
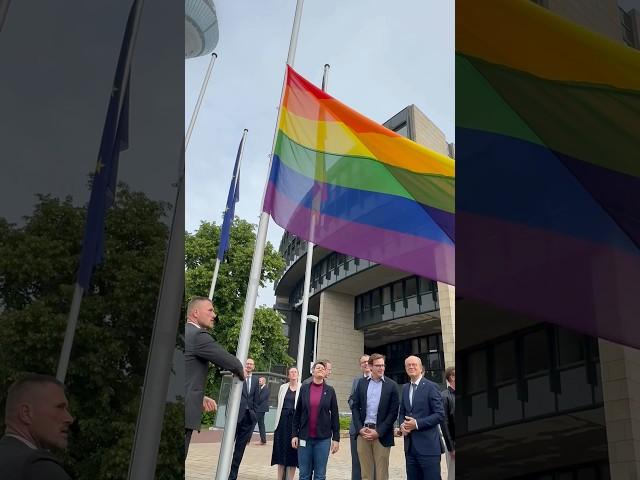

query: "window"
left=381, top=285, right=391, bottom=305
left=557, top=328, right=584, bottom=366
left=418, top=277, right=432, bottom=293
left=371, top=289, right=381, bottom=308
left=393, top=122, right=408, bottom=137
left=393, top=281, right=403, bottom=301
left=405, top=277, right=417, bottom=297
left=523, top=329, right=549, bottom=375
left=494, top=340, right=517, bottom=383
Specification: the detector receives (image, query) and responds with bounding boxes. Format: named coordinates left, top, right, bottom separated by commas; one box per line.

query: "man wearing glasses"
left=348, top=354, right=371, bottom=480
left=351, top=353, right=399, bottom=480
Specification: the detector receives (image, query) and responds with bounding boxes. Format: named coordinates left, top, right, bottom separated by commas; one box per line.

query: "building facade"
left=274, top=105, right=455, bottom=412
left=456, top=1, right=640, bottom=479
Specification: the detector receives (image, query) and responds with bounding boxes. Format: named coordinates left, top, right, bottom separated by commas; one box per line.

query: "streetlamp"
left=307, top=315, right=319, bottom=374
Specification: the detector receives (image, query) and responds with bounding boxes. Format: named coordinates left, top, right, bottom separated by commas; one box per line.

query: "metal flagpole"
left=209, top=129, right=248, bottom=301
left=127, top=143, right=186, bottom=480
left=185, top=52, right=217, bottom=151
left=56, top=0, right=145, bottom=383
left=295, top=64, right=329, bottom=376
left=214, top=1, right=305, bottom=479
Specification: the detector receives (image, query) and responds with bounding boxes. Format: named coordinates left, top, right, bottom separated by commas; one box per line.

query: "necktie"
left=410, top=383, right=417, bottom=408
left=246, top=377, right=251, bottom=393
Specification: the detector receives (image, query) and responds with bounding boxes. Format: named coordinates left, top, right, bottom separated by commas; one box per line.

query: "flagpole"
left=295, top=64, right=329, bottom=376
left=56, top=0, right=145, bottom=384
left=209, top=128, right=248, bottom=301
left=185, top=52, right=217, bottom=151
left=214, top=2, right=305, bottom=479
left=127, top=143, right=185, bottom=480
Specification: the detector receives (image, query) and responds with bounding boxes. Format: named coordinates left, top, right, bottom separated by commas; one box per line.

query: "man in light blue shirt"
left=350, top=353, right=399, bottom=480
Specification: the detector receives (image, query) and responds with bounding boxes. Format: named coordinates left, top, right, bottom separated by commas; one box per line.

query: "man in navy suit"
left=396, top=356, right=445, bottom=480
left=254, top=376, right=270, bottom=445
left=228, top=357, right=260, bottom=480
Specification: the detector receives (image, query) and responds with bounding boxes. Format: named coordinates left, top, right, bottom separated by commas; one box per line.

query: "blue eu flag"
left=216, top=136, right=243, bottom=261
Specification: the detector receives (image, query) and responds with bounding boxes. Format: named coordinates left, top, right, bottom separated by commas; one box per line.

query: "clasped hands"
left=394, top=416, right=417, bottom=436
left=359, top=427, right=380, bottom=441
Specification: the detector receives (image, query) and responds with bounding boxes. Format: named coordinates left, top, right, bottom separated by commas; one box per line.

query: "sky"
left=185, top=0, right=455, bottom=307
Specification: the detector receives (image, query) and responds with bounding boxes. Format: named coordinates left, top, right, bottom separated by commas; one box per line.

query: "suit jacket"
left=398, top=377, right=445, bottom=456
left=351, top=376, right=400, bottom=448
left=440, top=386, right=455, bottom=451
left=274, top=382, right=300, bottom=429
left=348, top=375, right=368, bottom=435
left=185, top=322, right=244, bottom=430
left=238, top=374, right=260, bottom=419
left=292, top=381, right=340, bottom=442
left=256, top=384, right=270, bottom=413
left=0, top=435, right=71, bottom=480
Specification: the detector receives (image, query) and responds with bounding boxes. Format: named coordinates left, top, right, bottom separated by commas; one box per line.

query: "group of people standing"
left=185, top=296, right=455, bottom=480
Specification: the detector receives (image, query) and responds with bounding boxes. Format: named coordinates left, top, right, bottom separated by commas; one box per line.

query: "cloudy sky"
left=185, top=0, right=455, bottom=306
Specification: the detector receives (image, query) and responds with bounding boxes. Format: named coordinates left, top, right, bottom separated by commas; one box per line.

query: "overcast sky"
left=185, top=0, right=455, bottom=307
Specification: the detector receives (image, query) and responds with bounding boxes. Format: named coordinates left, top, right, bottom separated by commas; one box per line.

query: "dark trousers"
left=350, top=433, right=362, bottom=480
left=257, top=411, right=267, bottom=443
left=228, top=409, right=257, bottom=480
left=185, top=429, right=193, bottom=457
left=405, top=448, right=440, bottom=480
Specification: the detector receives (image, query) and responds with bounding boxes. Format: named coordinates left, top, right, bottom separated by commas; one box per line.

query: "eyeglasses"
left=372, top=364, right=385, bottom=368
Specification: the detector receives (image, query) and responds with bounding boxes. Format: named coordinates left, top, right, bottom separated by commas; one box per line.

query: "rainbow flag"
left=457, top=0, right=640, bottom=347
left=263, top=66, right=455, bottom=285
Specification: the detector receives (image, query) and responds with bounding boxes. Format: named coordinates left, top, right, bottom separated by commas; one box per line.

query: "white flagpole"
left=186, top=52, right=217, bottom=151
left=295, top=64, right=329, bottom=376
left=214, top=2, right=305, bottom=479
left=127, top=143, right=185, bottom=480
left=209, top=128, right=248, bottom=301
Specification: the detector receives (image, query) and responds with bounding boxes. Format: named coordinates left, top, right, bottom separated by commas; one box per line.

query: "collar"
left=186, top=321, right=201, bottom=329
left=6, top=433, right=38, bottom=450
left=411, top=376, right=423, bottom=386
left=370, top=375, right=385, bottom=383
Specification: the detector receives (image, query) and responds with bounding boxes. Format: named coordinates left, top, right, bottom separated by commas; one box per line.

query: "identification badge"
left=299, top=439, right=307, bottom=447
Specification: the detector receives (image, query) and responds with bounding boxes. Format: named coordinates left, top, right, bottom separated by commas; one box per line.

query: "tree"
left=0, top=186, right=183, bottom=479
left=185, top=218, right=291, bottom=425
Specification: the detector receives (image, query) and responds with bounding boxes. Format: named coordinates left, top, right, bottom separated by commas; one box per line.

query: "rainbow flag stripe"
left=457, top=0, right=640, bottom=347
left=263, top=66, right=455, bottom=285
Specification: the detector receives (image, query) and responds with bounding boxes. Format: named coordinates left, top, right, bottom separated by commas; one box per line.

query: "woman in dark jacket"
left=291, top=361, right=340, bottom=480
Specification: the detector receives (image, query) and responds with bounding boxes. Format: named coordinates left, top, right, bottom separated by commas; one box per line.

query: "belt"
left=364, top=423, right=376, bottom=429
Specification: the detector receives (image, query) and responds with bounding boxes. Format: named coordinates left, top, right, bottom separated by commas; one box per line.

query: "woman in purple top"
left=291, top=361, right=340, bottom=480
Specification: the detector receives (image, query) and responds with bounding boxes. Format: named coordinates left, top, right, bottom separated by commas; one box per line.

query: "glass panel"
left=362, top=293, right=370, bottom=311
left=557, top=367, right=592, bottom=411
left=393, top=281, right=403, bottom=301
left=427, top=352, right=441, bottom=371
left=576, top=466, right=597, bottom=480
left=494, top=340, right=517, bottom=383
left=405, top=277, right=417, bottom=297
left=428, top=335, right=439, bottom=352
left=523, top=330, right=550, bottom=375
left=418, top=277, right=431, bottom=293
left=494, top=384, right=522, bottom=425
left=394, top=122, right=408, bottom=137
left=371, top=289, right=381, bottom=307
left=419, top=337, right=428, bottom=352
left=557, top=328, right=584, bottom=366
left=381, top=285, right=391, bottom=305
left=524, top=376, right=555, bottom=418
left=411, top=338, right=419, bottom=353
left=467, top=393, right=492, bottom=431
left=405, top=296, right=419, bottom=316
left=467, top=350, right=487, bottom=392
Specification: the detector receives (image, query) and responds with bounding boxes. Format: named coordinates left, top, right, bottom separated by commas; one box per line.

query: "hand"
left=291, top=437, right=298, bottom=449
left=330, top=440, right=339, bottom=454
left=368, top=429, right=379, bottom=440
left=394, top=427, right=402, bottom=437
left=202, top=396, right=217, bottom=412
left=401, top=416, right=418, bottom=432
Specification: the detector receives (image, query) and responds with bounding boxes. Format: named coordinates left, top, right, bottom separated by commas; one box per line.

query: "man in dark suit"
left=228, top=357, right=260, bottom=480
left=0, top=373, right=73, bottom=479
left=440, top=366, right=455, bottom=480
left=397, top=355, right=445, bottom=480
left=185, top=296, right=244, bottom=456
left=351, top=353, right=400, bottom=480
left=254, top=376, right=270, bottom=445
left=348, top=354, right=370, bottom=480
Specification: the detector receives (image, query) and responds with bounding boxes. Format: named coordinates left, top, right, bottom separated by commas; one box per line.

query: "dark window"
left=494, top=340, right=517, bottom=383
left=523, top=329, right=549, bottom=375
left=418, top=277, right=431, bottom=293
left=362, top=293, right=370, bottom=311
left=393, top=281, right=403, bottom=301
left=557, top=328, right=584, bottom=366
left=467, top=350, right=487, bottom=392
left=405, top=277, right=417, bottom=297
left=381, top=285, right=391, bottom=305
left=371, top=289, right=381, bottom=308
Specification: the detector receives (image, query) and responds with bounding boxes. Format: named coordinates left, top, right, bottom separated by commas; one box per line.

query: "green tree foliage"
left=185, top=218, right=291, bottom=425
left=0, top=186, right=183, bottom=479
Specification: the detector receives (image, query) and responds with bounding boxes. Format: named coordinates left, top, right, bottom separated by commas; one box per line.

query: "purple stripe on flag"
left=458, top=211, right=640, bottom=348
left=265, top=181, right=455, bottom=285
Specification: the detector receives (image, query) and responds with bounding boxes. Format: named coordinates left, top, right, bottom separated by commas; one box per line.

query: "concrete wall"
left=317, top=290, right=364, bottom=412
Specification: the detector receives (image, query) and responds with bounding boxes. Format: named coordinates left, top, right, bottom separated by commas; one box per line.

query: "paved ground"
left=186, top=430, right=448, bottom=480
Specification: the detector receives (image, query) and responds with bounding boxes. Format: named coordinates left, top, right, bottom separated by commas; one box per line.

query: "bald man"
left=397, top=356, right=444, bottom=480
left=0, top=373, right=73, bottom=479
